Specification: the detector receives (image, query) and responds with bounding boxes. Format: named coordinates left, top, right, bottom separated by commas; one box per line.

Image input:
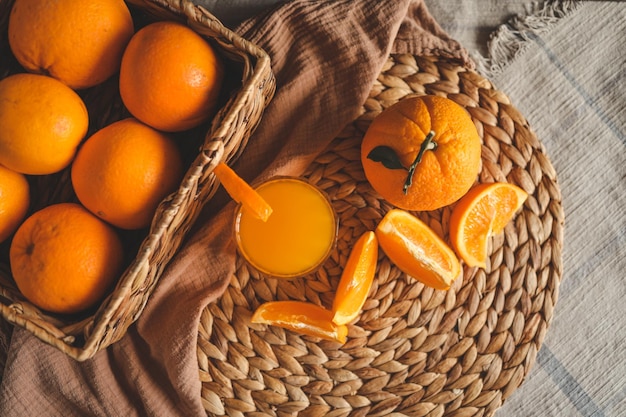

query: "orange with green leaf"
left=361, top=95, right=481, bottom=211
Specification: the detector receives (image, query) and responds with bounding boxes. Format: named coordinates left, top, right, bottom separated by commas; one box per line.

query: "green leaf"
left=367, top=146, right=407, bottom=171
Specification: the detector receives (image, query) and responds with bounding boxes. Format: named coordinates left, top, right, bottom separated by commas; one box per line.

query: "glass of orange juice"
left=234, top=176, right=338, bottom=279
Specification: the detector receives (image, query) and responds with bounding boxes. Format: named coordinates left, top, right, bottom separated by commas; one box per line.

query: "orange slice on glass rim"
left=332, top=230, right=378, bottom=325
left=375, top=208, right=461, bottom=290
left=213, top=162, right=272, bottom=221
left=449, top=182, right=528, bottom=269
left=251, top=300, right=348, bottom=343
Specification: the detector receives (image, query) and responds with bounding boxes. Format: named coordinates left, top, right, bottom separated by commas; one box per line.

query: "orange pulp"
left=234, top=177, right=337, bottom=279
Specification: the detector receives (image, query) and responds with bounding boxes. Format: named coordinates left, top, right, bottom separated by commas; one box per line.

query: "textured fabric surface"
left=0, top=1, right=471, bottom=415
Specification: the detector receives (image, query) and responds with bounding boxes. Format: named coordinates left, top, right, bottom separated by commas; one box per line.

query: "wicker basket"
left=197, top=54, right=564, bottom=416
left=0, top=0, right=275, bottom=361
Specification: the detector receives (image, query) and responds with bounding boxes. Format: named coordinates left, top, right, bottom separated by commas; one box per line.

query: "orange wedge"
left=332, top=231, right=378, bottom=325
left=375, top=209, right=461, bottom=290
left=213, top=162, right=272, bottom=221
left=251, top=300, right=348, bottom=343
left=449, top=182, right=528, bottom=269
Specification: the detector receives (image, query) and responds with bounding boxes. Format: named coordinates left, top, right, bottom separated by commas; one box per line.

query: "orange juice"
left=234, top=177, right=337, bottom=278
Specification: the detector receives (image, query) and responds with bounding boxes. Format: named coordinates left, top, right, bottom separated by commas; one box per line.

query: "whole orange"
left=0, top=73, right=89, bottom=175
left=8, top=0, right=134, bottom=90
left=361, top=95, right=482, bottom=211
left=0, top=165, right=30, bottom=243
left=71, top=118, right=184, bottom=230
left=119, top=21, right=224, bottom=132
left=10, top=203, right=124, bottom=315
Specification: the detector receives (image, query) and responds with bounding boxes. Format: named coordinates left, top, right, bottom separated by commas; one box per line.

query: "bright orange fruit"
left=8, top=0, right=134, bottom=89
left=449, top=182, right=528, bottom=269
left=375, top=208, right=461, bottom=290
left=71, top=118, right=184, bottom=230
left=0, top=165, right=30, bottom=243
left=0, top=73, right=89, bottom=175
left=251, top=301, right=348, bottom=343
left=361, top=95, right=482, bottom=211
left=332, top=231, right=378, bottom=325
left=213, top=162, right=272, bottom=222
left=10, top=203, right=124, bottom=314
left=119, top=20, right=224, bottom=132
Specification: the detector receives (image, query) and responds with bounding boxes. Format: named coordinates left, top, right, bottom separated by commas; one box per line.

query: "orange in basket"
left=71, top=118, right=184, bottom=230
left=8, top=0, right=134, bottom=90
left=0, top=73, right=89, bottom=175
left=119, top=20, right=224, bottom=132
left=332, top=231, right=378, bottom=325
left=0, top=165, right=30, bottom=243
left=251, top=301, right=348, bottom=344
left=10, top=203, right=124, bottom=315
left=449, top=182, right=528, bottom=269
left=361, top=95, right=481, bottom=211
left=376, top=208, right=461, bottom=290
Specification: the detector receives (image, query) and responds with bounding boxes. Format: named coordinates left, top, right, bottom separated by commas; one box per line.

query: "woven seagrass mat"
left=197, top=53, right=564, bottom=417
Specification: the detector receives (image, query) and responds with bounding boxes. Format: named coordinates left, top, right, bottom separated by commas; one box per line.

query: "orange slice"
left=332, top=231, right=378, bottom=325
left=213, top=162, right=272, bottom=221
left=375, top=208, right=461, bottom=290
left=251, top=300, right=348, bottom=343
left=449, top=182, right=528, bottom=269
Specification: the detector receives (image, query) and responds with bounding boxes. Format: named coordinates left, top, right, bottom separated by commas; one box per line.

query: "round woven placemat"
left=197, top=54, right=564, bottom=417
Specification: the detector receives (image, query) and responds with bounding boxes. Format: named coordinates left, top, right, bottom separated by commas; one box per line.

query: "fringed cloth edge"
left=474, top=0, right=583, bottom=77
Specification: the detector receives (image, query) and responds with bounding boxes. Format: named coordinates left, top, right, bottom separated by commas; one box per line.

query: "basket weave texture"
left=0, top=0, right=275, bottom=361
left=197, top=54, right=564, bottom=416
